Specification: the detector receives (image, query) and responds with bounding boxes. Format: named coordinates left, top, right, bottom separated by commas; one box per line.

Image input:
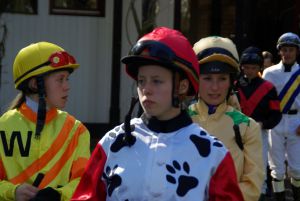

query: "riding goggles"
left=129, top=40, right=194, bottom=71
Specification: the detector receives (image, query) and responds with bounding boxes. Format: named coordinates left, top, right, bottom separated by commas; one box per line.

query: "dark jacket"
left=236, top=76, right=282, bottom=129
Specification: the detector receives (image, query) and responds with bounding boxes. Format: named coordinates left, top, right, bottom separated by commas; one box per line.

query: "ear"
left=178, top=79, right=189, bottom=95
left=28, top=77, right=38, bottom=92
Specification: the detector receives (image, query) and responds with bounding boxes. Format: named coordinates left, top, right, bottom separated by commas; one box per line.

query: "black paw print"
left=212, top=137, right=223, bottom=147
left=166, top=160, right=198, bottom=197
left=190, top=131, right=223, bottom=157
left=102, top=165, right=122, bottom=196
left=110, top=125, right=136, bottom=152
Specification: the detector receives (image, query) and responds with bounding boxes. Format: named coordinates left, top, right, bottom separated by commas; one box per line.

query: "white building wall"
left=0, top=0, right=175, bottom=124
left=119, top=0, right=175, bottom=120
left=0, top=0, right=114, bottom=123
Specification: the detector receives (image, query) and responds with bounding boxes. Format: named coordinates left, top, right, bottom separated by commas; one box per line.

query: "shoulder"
left=263, top=63, right=282, bottom=76
left=291, top=63, right=300, bottom=72
left=261, top=79, right=276, bottom=90
left=0, top=109, right=21, bottom=123
left=230, top=107, right=259, bottom=127
left=225, top=106, right=251, bottom=125
left=56, top=110, right=88, bottom=132
left=183, top=124, right=230, bottom=169
left=57, top=110, right=81, bottom=124
left=101, top=118, right=142, bottom=142
left=188, top=123, right=229, bottom=157
left=188, top=103, right=199, bottom=116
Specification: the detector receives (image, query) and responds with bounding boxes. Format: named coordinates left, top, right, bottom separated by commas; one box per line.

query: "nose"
left=64, top=80, right=70, bottom=91
left=141, top=82, right=152, bottom=96
left=211, top=80, right=220, bottom=90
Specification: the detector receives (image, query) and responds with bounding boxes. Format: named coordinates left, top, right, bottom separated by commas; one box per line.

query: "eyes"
left=56, top=75, right=69, bottom=83
left=200, top=75, right=229, bottom=81
left=49, top=73, right=70, bottom=85
left=137, top=77, right=164, bottom=86
left=280, top=47, right=297, bottom=52
left=242, top=66, right=260, bottom=71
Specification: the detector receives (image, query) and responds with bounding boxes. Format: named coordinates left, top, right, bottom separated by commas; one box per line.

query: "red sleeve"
left=0, top=158, right=6, bottom=180
left=208, top=153, right=244, bottom=201
left=71, top=143, right=107, bottom=201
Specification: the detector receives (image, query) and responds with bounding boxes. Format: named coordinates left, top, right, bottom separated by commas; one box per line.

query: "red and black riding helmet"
left=121, top=27, right=199, bottom=96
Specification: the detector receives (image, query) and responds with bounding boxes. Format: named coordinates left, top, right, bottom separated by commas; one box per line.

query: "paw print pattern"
left=103, top=165, right=122, bottom=196
left=212, top=137, right=223, bottom=147
left=199, top=130, right=207, bottom=136
left=166, top=160, right=198, bottom=197
left=110, top=124, right=136, bottom=152
left=190, top=130, right=223, bottom=158
left=108, top=131, right=117, bottom=138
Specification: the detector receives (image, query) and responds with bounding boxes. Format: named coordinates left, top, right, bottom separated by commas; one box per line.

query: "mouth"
left=208, top=94, right=220, bottom=99
left=142, top=99, right=155, bottom=107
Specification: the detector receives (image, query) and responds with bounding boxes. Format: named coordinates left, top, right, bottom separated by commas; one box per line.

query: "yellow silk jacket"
left=0, top=103, right=90, bottom=200
left=189, top=100, right=264, bottom=201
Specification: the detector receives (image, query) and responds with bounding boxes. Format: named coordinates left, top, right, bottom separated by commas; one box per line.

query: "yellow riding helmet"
left=193, top=36, right=240, bottom=74
left=13, top=41, right=79, bottom=89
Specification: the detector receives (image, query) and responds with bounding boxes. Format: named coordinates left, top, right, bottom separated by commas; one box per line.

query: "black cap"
left=240, top=46, right=263, bottom=66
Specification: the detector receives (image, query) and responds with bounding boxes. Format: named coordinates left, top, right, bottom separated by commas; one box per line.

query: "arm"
left=261, top=87, right=282, bottom=129
left=71, top=143, right=107, bottom=201
left=0, top=159, right=40, bottom=201
left=239, top=120, right=264, bottom=201
left=208, top=153, right=244, bottom=201
left=57, top=124, right=91, bottom=201
left=31, top=123, right=91, bottom=201
left=0, top=157, right=17, bottom=200
left=0, top=181, right=18, bottom=201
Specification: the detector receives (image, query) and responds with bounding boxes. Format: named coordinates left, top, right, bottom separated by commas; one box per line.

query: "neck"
left=206, top=103, right=218, bottom=114
left=141, top=110, right=192, bottom=133
left=283, top=63, right=294, bottom=72
left=25, top=96, right=39, bottom=113
left=26, top=95, right=50, bottom=112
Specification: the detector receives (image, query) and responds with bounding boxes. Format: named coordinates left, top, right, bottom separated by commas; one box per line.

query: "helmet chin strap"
left=123, top=97, right=139, bottom=146
left=35, top=76, right=46, bottom=139
left=172, top=72, right=181, bottom=108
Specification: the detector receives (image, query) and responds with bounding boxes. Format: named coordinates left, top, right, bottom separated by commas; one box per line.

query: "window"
left=50, top=0, right=105, bottom=17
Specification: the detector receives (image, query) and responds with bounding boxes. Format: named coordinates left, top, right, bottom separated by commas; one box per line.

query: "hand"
left=296, top=125, right=300, bottom=136
left=15, top=183, right=39, bottom=201
left=29, top=187, right=61, bottom=201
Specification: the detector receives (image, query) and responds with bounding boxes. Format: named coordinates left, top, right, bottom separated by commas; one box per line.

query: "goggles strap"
left=35, top=76, right=46, bottom=139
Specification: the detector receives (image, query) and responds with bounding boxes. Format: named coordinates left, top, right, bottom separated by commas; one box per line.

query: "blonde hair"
left=8, top=92, right=26, bottom=110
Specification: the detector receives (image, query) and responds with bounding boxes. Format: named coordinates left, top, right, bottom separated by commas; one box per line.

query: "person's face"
left=44, top=70, right=71, bottom=109
left=263, top=58, right=273, bottom=69
left=279, top=46, right=298, bottom=65
left=241, top=64, right=260, bottom=80
left=137, top=65, right=185, bottom=120
left=198, top=73, right=230, bottom=105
